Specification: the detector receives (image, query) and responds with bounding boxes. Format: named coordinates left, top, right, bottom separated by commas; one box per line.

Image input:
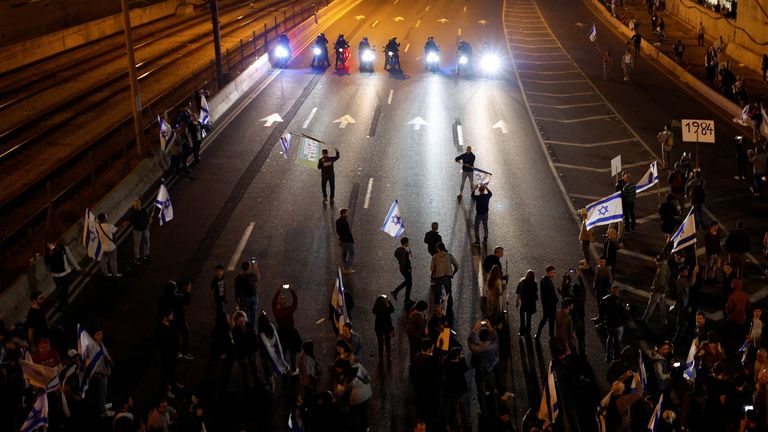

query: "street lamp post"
left=120, top=0, right=145, bottom=156
left=209, top=0, right=224, bottom=88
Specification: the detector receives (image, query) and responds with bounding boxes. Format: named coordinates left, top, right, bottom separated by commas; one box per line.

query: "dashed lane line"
left=227, top=222, right=256, bottom=272
left=525, top=91, right=595, bottom=96
left=387, top=89, right=394, bottom=104
left=536, top=114, right=617, bottom=123
left=554, top=160, right=654, bottom=173
left=531, top=102, right=604, bottom=108
left=302, top=107, right=317, bottom=128
left=545, top=138, right=636, bottom=147
left=363, top=178, right=374, bottom=209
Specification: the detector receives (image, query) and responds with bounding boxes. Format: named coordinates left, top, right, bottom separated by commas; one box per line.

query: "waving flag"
left=259, top=322, right=289, bottom=376
left=635, top=161, right=659, bottom=193
left=684, top=339, right=697, bottom=382
left=77, top=325, right=107, bottom=397
left=199, top=94, right=211, bottom=126
left=82, top=208, right=103, bottom=260
left=329, top=268, right=349, bottom=332
left=473, top=167, right=493, bottom=186
left=588, top=24, right=597, bottom=42
left=638, top=350, right=648, bottom=393
left=155, top=182, right=174, bottom=226
left=21, top=360, right=58, bottom=389
left=296, top=134, right=322, bottom=168
left=585, top=192, right=624, bottom=230
left=279, top=133, right=291, bottom=159
left=537, top=361, right=559, bottom=427
left=648, top=394, right=664, bottom=431
left=158, top=116, right=176, bottom=152
left=671, top=207, right=696, bottom=253
left=20, top=390, right=48, bottom=432
left=381, top=199, right=405, bottom=239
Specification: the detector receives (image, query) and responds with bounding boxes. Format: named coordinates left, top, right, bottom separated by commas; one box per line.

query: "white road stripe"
left=530, top=102, right=603, bottom=108
left=635, top=214, right=660, bottom=225
left=302, top=107, right=317, bottom=129
left=477, top=260, right=484, bottom=297
left=537, top=115, right=616, bottom=123
left=510, top=44, right=559, bottom=48
left=513, top=37, right=555, bottom=40
left=518, top=69, right=579, bottom=74
left=387, top=89, right=394, bottom=104
left=526, top=91, right=594, bottom=96
left=364, top=178, right=374, bottom=208
left=425, top=5, right=430, bottom=11
left=515, top=60, right=572, bottom=64
left=510, top=19, right=542, bottom=22
left=510, top=51, right=567, bottom=56
left=416, top=19, right=421, bottom=27
left=555, top=160, right=653, bottom=173
left=545, top=138, right=636, bottom=147
left=227, top=222, right=256, bottom=271
left=457, top=124, right=464, bottom=147
left=458, top=28, right=462, bottom=36
left=371, top=19, right=379, bottom=28
left=617, top=249, right=656, bottom=263
left=520, top=78, right=585, bottom=84
left=404, top=43, right=410, bottom=52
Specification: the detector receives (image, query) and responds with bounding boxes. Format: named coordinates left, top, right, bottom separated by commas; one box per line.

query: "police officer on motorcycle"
left=312, top=33, right=330, bottom=68
left=384, top=37, right=400, bottom=70
left=334, top=33, right=350, bottom=67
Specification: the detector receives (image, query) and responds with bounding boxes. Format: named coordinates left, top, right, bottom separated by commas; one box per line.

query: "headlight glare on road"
left=313, top=47, right=322, bottom=56
left=426, top=51, right=439, bottom=63
left=459, top=55, right=468, bottom=65
left=481, top=53, right=500, bottom=72
left=362, top=50, right=375, bottom=62
left=275, top=46, right=289, bottom=58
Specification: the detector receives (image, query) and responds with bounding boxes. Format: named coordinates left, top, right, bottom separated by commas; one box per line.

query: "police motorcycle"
left=478, top=43, right=502, bottom=75
left=358, top=37, right=375, bottom=72
left=456, top=40, right=473, bottom=76
left=334, top=34, right=351, bottom=69
left=383, top=37, right=401, bottom=71
left=424, top=36, right=440, bottom=73
left=272, top=34, right=291, bottom=68
left=311, top=33, right=330, bottom=68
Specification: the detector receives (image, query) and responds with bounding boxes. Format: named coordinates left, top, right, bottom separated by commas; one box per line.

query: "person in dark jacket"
left=471, top=185, right=492, bottom=245
left=156, top=308, right=181, bottom=398
left=391, top=237, right=413, bottom=302
left=209, top=312, right=235, bottom=391
left=122, top=199, right=152, bottom=265
left=410, top=340, right=441, bottom=423
left=604, top=228, right=621, bottom=274
left=336, top=208, right=355, bottom=273
left=272, top=286, right=300, bottom=372
left=159, top=280, right=193, bottom=360
left=454, top=146, right=476, bottom=199
left=423, top=222, right=442, bottom=256
left=317, top=147, right=340, bottom=202
left=658, top=193, right=680, bottom=243
left=600, top=285, right=626, bottom=362
left=44, top=241, right=81, bottom=308
left=443, top=347, right=469, bottom=431
left=535, top=266, right=559, bottom=340
left=231, top=310, right=258, bottom=389
left=372, top=295, right=395, bottom=365
left=235, top=260, right=260, bottom=331
left=516, top=270, right=538, bottom=336
left=618, top=173, right=637, bottom=234
left=725, top=220, right=750, bottom=277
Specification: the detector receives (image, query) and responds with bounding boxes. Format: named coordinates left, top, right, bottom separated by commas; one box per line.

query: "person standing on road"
left=725, top=220, right=750, bottom=277
left=599, top=285, right=626, bottom=363
left=686, top=170, right=706, bottom=228
left=672, top=264, right=699, bottom=347
left=467, top=320, right=499, bottom=418
left=658, top=124, right=675, bottom=170
left=317, top=148, right=340, bottom=203
left=578, top=209, right=593, bottom=269
left=210, top=264, right=227, bottom=316
left=658, top=193, right=680, bottom=244
left=748, top=148, right=766, bottom=196
left=471, top=185, right=492, bottom=245
left=44, top=241, right=81, bottom=309
left=122, top=199, right=152, bottom=265
left=618, top=173, right=637, bottom=234
left=235, top=261, right=260, bottom=331
left=391, top=237, right=413, bottom=303
left=423, top=222, right=442, bottom=256
left=631, top=31, right=642, bottom=58
left=257, top=312, right=289, bottom=391
left=641, top=254, right=670, bottom=327
left=673, top=40, right=685, bottom=64
left=430, top=243, right=459, bottom=310
left=231, top=310, right=258, bottom=390
left=455, top=146, right=476, bottom=200
left=604, top=228, right=621, bottom=275
left=621, top=48, right=634, bottom=81
left=156, top=308, right=181, bottom=399
left=485, top=265, right=506, bottom=321
left=593, top=256, right=614, bottom=308
left=372, top=294, right=395, bottom=366
left=602, top=50, right=613, bottom=81
left=336, top=208, right=356, bottom=273
left=535, top=265, right=558, bottom=340
left=516, top=270, right=538, bottom=336
left=703, top=221, right=722, bottom=281
left=406, top=300, right=428, bottom=360
left=554, top=298, right=577, bottom=360
left=272, top=285, right=300, bottom=372
left=96, top=213, right=121, bottom=277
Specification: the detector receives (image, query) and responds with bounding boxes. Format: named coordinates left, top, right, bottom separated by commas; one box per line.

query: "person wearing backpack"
left=686, top=170, right=706, bottom=229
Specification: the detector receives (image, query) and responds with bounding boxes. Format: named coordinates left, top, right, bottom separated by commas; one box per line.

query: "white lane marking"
left=635, top=214, right=660, bottom=225
left=477, top=260, right=484, bottom=297
left=530, top=102, right=603, bottom=108
left=364, top=178, right=374, bottom=208
left=518, top=69, right=579, bottom=74
left=227, top=222, right=256, bottom=271
left=463, top=5, right=468, bottom=12
left=387, top=89, right=394, bottom=104
left=404, top=43, right=410, bottom=52
left=457, top=124, right=464, bottom=147
left=516, top=60, right=572, bottom=64
left=554, top=160, right=653, bottom=173
left=536, top=115, right=617, bottom=123
left=509, top=43, right=559, bottom=48
left=545, top=138, right=636, bottom=147
left=394, top=16, right=405, bottom=22
left=526, top=91, right=594, bottom=96
left=458, top=28, right=462, bottom=36
left=416, top=19, right=421, bottom=27
left=617, top=249, right=656, bottom=263
left=333, top=114, right=356, bottom=128
left=303, top=107, right=317, bottom=128
left=407, top=116, right=428, bottom=130
left=425, top=5, right=430, bottom=11
left=520, top=78, right=586, bottom=83
left=513, top=36, right=555, bottom=40
left=510, top=19, right=543, bottom=22
left=371, top=19, right=379, bottom=28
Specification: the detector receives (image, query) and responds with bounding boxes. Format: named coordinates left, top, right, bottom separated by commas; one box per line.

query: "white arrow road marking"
left=333, top=115, right=356, bottom=128
left=354, top=15, right=366, bottom=20
left=227, top=222, right=255, bottom=271
left=394, top=16, right=404, bottom=22
left=303, top=107, right=317, bottom=128
left=407, top=117, right=429, bottom=130
left=364, top=178, right=374, bottom=208
left=387, top=89, right=394, bottom=105
left=260, top=113, right=283, bottom=127
left=478, top=19, right=488, bottom=25
left=492, top=120, right=508, bottom=134
left=437, top=18, right=449, bottom=23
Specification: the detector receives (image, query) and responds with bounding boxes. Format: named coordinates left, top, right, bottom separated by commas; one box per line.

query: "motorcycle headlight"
left=313, top=47, right=321, bottom=56
left=481, top=54, right=500, bottom=72
left=459, top=55, right=468, bottom=65
left=388, top=51, right=394, bottom=56
left=362, top=50, right=375, bottom=62
left=426, top=51, right=439, bottom=63
left=275, top=46, right=288, bottom=58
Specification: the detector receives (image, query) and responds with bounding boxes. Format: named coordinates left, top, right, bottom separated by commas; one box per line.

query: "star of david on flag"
left=670, top=207, right=696, bottom=253
left=155, top=182, right=174, bottom=226
left=157, top=116, right=176, bottom=152
left=584, top=192, right=623, bottom=230
left=635, top=161, right=659, bottom=193
left=381, top=199, right=405, bottom=239
left=473, top=167, right=493, bottom=186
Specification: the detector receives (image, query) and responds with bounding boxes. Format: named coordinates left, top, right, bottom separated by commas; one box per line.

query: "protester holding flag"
left=598, top=373, right=643, bottom=432
left=317, top=148, right=340, bottom=203
left=372, top=295, right=395, bottom=366
left=537, top=361, right=560, bottom=429
left=80, top=325, right=114, bottom=417
left=96, top=213, right=121, bottom=277
left=257, top=312, right=289, bottom=391
left=471, top=185, right=492, bottom=246
left=455, top=146, right=476, bottom=200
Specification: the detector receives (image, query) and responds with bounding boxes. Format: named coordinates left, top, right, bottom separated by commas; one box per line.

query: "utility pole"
left=209, top=0, right=224, bottom=88
left=121, top=0, right=145, bottom=156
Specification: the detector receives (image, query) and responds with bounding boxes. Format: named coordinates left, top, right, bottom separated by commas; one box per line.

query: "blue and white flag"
left=199, top=94, right=211, bottom=126
left=259, top=322, right=289, bottom=376
left=20, top=391, right=48, bottom=432
left=537, top=361, right=559, bottom=427
left=158, top=116, right=176, bottom=152
left=588, top=23, right=597, bottom=42
left=473, top=167, right=493, bottom=186
left=82, top=208, right=103, bottom=260
left=279, top=133, right=291, bottom=159
left=21, top=360, right=58, bottom=390
left=683, top=339, right=697, bottom=382
left=671, top=207, right=696, bottom=253
left=77, top=325, right=107, bottom=397
left=155, top=182, right=174, bottom=226
left=648, top=394, right=664, bottom=431
left=596, top=391, right=612, bottom=432
left=381, top=199, right=405, bottom=239
left=329, top=268, right=349, bottom=332
left=635, top=161, right=660, bottom=193
left=638, top=350, right=648, bottom=393
left=585, top=192, right=624, bottom=230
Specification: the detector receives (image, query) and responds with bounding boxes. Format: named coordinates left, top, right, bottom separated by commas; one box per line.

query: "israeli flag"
left=683, top=339, right=697, bottom=382
left=595, top=391, right=612, bottom=432
left=648, top=394, right=664, bottom=431
left=77, top=324, right=107, bottom=397
left=537, top=361, right=560, bottom=427
left=279, top=133, right=291, bottom=159
left=638, top=350, right=648, bottom=393
left=635, top=161, right=659, bottom=193
left=21, top=360, right=58, bottom=389
left=329, top=268, right=349, bottom=332
left=670, top=207, right=696, bottom=253
left=381, top=199, right=405, bottom=239
left=155, top=182, right=174, bottom=226
left=82, top=208, right=103, bottom=260
left=585, top=192, right=624, bottom=230
left=473, top=167, right=493, bottom=186
left=259, top=322, right=289, bottom=376
left=588, top=24, right=597, bottom=42
left=199, top=93, right=211, bottom=126
left=158, top=116, right=176, bottom=152
left=20, top=391, right=48, bottom=432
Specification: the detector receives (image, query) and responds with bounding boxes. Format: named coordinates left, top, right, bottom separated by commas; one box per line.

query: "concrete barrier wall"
left=0, top=0, right=180, bottom=74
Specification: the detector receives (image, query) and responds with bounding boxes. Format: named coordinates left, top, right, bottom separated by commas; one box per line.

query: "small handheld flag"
left=330, top=268, right=349, bottom=332
left=82, top=208, right=104, bottom=260
left=473, top=167, right=493, bottom=186
left=199, top=93, right=211, bottom=126
left=158, top=116, right=176, bottom=152
left=155, top=182, right=174, bottom=226
left=638, top=350, right=648, bottom=393
left=670, top=207, right=696, bottom=253
left=635, top=161, right=659, bottom=193
left=648, top=394, right=664, bottom=431
left=588, top=24, right=597, bottom=42
left=537, top=361, right=560, bottom=427
left=279, top=133, right=291, bottom=159
left=77, top=325, right=107, bottom=397
left=20, top=390, right=48, bottom=432
left=381, top=199, right=405, bottom=239
left=584, top=192, right=624, bottom=230
left=683, top=339, right=697, bottom=381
